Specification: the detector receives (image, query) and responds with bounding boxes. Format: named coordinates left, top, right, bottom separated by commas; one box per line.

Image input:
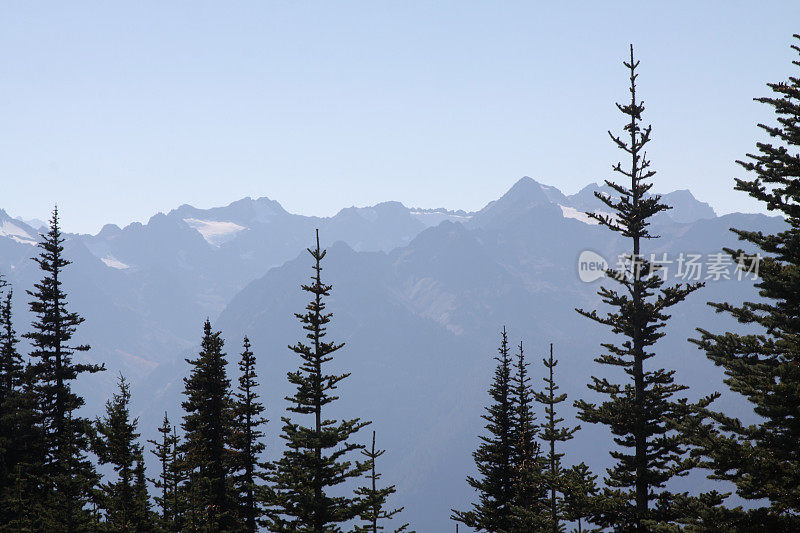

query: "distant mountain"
left=0, top=209, right=39, bottom=246
left=660, top=189, right=717, bottom=222
left=0, top=177, right=766, bottom=531
left=408, top=207, right=474, bottom=227
left=13, top=216, right=48, bottom=232
left=469, top=177, right=561, bottom=228
left=562, top=181, right=716, bottom=224
left=214, top=194, right=779, bottom=530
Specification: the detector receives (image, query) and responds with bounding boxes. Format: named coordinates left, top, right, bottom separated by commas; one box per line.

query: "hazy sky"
left=2, top=2, right=798, bottom=233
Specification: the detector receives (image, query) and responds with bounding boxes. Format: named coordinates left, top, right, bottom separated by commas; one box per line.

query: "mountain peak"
left=660, top=189, right=716, bottom=223
left=497, top=177, right=555, bottom=207
left=470, top=176, right=561, bottom=228
left=0, top=210, right=39, bottom=245
left=165, top=196, right=288, bottom=227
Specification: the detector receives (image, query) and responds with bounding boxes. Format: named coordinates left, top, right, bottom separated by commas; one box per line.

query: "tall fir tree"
left=509, top=341, right=548, bottom=531
left=149, top=412, right=178, bottom=532
left=231, top=336, right=268, bottom=533
left=534, top=344, right=579, bottom=533
left=0, top=281, right=36, bottom=528
left=0, top=284, right=22, bottom=491
left=452, top=327, right=517, bottom=532
left=24, top=207, right=105, bottom=531
left=0, top=284, right=44, bottom=530
left=180, top=319, right=239, bottom=531
left=170, top=427, right=188, bottom=532
left=574, top=47, right=710, bottom=531
left=264, top=229, right=370, bottom=532
left=0, top=279, right=20, bottom=418
left=676, top=34, right=800, bottom=532
left=354, top=431, right=410, bottom=533
left=133, top=456, right=155, bottom=531
left=94, top=374, right=152, bottom=531
left=561, top=463, right=598, bottom=533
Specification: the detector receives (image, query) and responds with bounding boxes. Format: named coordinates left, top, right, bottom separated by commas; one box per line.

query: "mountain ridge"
left=0, top=177, right=779, bottom=531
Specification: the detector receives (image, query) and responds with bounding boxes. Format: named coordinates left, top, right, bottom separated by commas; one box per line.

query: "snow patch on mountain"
left=0, top=220, right=37, bottom=245
left=101, top=255, right=130, bottom=270
left=183, top=218, right=246, bottom=246
left=558, top=205, right=618, bottom=225
left=559, top=205, right=599, bottom=224
left=410, top=209, right=473, bottom=228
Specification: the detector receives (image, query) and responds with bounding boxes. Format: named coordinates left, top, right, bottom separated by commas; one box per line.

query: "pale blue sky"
left=2, top=2, right=798, bottom=233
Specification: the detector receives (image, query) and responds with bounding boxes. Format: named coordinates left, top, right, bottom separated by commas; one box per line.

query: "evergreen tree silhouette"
left=232, top=336, right=268, bottom=532
left=452, top=327, right=517, bottom=532
left=509, top=341, right=548, bottom=531
left=24, top=207, right=105, bottom=530
left=677, top=34, right=800, bottom=532
left=354, top=431, right=410, bottom=532
left=535, top=344, right=579, bottom=533
left=149, top=412, right=179, bottom=531
left=264, top=229, right=370, bottom=532
left=562, top=463, right=598, bottom=533
left=0, top=280, right=42, bottom=528
left=180, top=319, right=239, bottom=531
left=574, top=47, right=711, bottom=530
left=94, top=374, right=152, bottom=530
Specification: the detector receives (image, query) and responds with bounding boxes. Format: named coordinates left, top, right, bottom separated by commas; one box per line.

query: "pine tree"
left=264, top=229, right=370, bottom=532
left=94, top=374, right=151, bottom=531
left=574, top=46, right=709, bottom=531
left=231, top=336, right=268, bottom=532
left=0, top=284, right=23, bottom=492
left=24, top=207, right=105, bottom=530
left=452, top=327, right=517, bottom=532
left=0, top=281, right=36, bottom=529
left=354, top=431, right=410, bottom=532
left=149, top=412, right=179, bottom=531
left=562, top=463, right=598, bottom=533
left=169, top=427, right=188, bottom=532
left=0, top=296, right=44, bottom=531
left=133, top=456, right=155, bottom=531
left=509, top=341, right=548, bottom=531
left=535, top=344, right=579, bottom=533
left=180, top=319, right=239, bottom=531
left=676, top=34, right=800, bottom=532
left=0, top=280, right=22, bottom=419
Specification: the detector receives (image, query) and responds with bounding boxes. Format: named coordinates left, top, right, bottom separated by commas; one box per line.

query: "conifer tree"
left=94, top=374, right=151, bottom=531
left=0, top=284, right=22, bottom=490
left=452, top=327, right=517, bottom=532
left=0, top=285, right=44, bottom=530
left=133, top=456, right=155, bottom=531
left=354, top=431, right=410, bottom=533
left=509, top=341, right=548, bottom=531
left=0, top=281, right=34, bottom=528
left=231, top=336, right=268, bottom=533
left=150, top=412, right=179, bottom=531
left=180, top=319, right=239, bottom=531
left=0, top=280, right=21, bottom=419
left=562, top=463, right=598, bottom=533
left=676, top=34, right=800, bottom=532
left=24, top=207, right=105, bottom=530
left=264, top=229, right=370, bottom=532
left=535, top=344, right=579, bottom=533
left=574, top=46, right=708, bottom=531
left=169, top=427, right=188, bottom=532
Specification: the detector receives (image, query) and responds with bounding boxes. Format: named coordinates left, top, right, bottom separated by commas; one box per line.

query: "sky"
left=2, top=2, right=799, bottom=234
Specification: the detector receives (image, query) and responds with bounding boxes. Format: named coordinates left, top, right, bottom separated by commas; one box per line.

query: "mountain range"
left=0, top=178, right=776, bottom=531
